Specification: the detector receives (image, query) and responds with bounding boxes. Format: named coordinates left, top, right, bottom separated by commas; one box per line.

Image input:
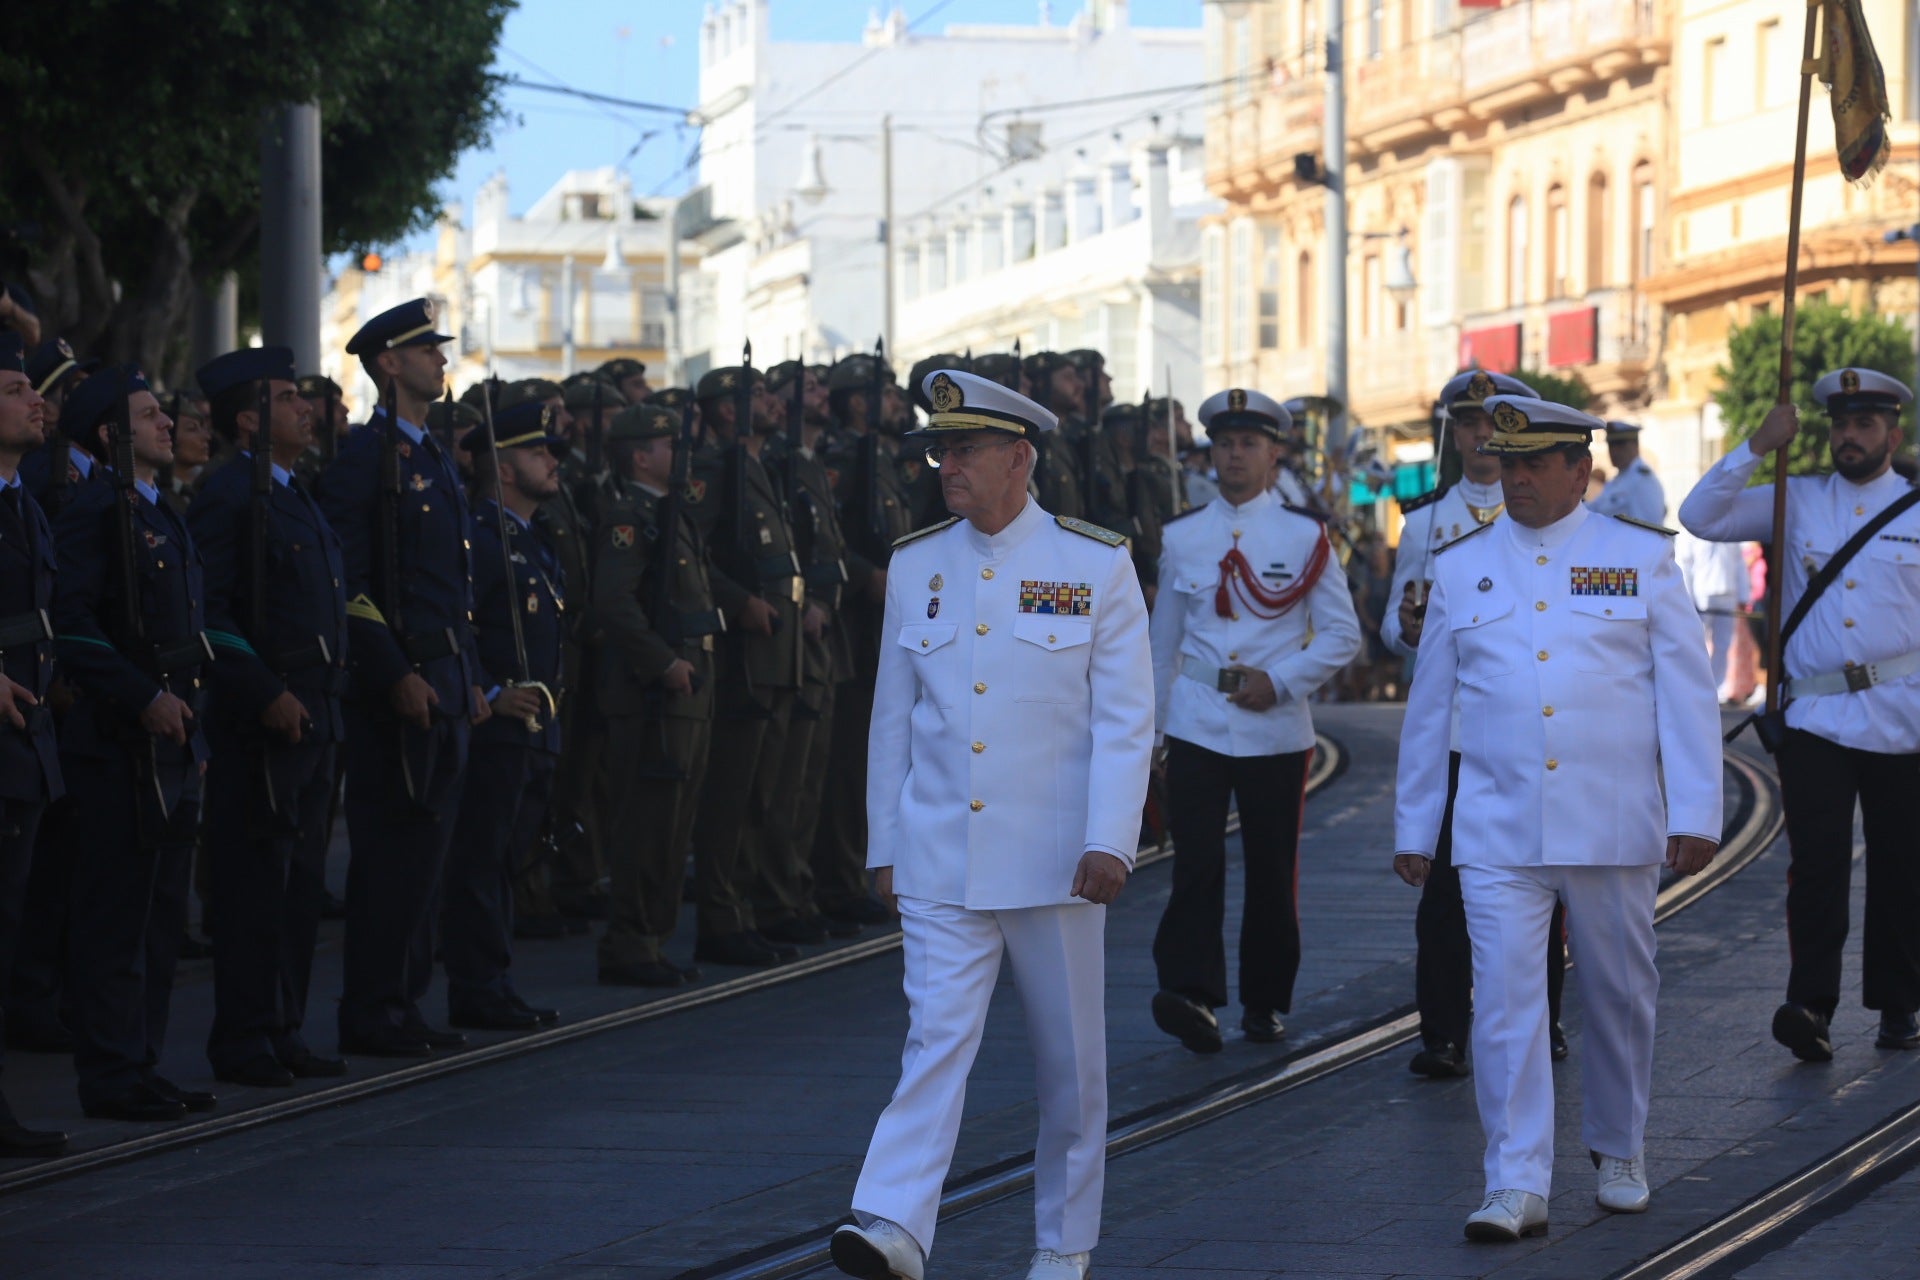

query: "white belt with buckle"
left=1784, top=649, right=1920, bottom=700
left=1178, top=654, right=1242, bottom=692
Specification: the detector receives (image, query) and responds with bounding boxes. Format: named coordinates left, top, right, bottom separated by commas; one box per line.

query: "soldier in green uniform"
left=1137, top=396, right=1189, bottom=524
left=1021, top=350, right=1087, bottom=518
left=593, top=404, right=720, bottom=988
left=560, top=372, right=626, bottom=515
left=687, top=365, right=805, bottom=966
left=596, top=357, right=650, bottom=406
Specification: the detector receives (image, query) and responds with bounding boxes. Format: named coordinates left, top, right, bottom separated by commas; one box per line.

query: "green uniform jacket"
left=591, top=481, right=718, bottom=721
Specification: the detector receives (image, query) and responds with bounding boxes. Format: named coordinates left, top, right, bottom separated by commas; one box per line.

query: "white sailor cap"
left=1197, top=387, right=1293, bottom=440
left=1439, top=369, right=1537, bottom=411
left=909, top=368, right=1056, bottom=439
left=1812, top=367, right=1913, bottom=414
left=1479, top=394, right=1604, bottom=456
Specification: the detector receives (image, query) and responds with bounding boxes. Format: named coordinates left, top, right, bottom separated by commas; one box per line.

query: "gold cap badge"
left=929, top=372, right=964, bottom=412
left=1493, top=401, right=1528, bottom=434
left=1841, top=369, right=1861, bottom=393
left=1468, top=372, right=1495, bottom=401
left=1227, top=388, right=1248, bottom=412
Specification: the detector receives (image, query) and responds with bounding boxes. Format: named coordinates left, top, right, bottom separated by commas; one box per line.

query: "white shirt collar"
left=1456, top=475, right=1503, bottom=506
left=1215, top=487, right=1278, bottom=518
left=964, top=496, right=1047, bottom=558
left=70, top=447, right=94, bottom=479
left=1506, top=501, right=1588, bottom=551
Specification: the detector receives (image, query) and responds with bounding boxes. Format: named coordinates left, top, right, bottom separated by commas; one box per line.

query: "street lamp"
left=1883, top=222, right=1919, bottom=396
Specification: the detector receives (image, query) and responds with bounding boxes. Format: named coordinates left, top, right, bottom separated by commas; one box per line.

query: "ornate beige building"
left=1202, top=0, right=1917, bottom=510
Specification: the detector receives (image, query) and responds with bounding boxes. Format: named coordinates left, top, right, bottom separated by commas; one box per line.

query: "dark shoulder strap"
left=1779, top=485, right=1920, bottom=658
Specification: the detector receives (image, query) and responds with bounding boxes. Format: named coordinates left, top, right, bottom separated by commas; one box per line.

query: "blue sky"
left=434, top=0, right=1201, bottom=231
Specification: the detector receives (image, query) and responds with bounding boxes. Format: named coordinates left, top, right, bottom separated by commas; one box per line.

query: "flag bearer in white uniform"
left=1392, top=395, right=1723, bottom=1241
left=1147, top=388, right=1360, bottom=1054
left=1382, top=370, right=1570, bottom=1078
left=830, top=370, right=1154, bottom=1280
left=1678, top=367, right=1920, bottom=1062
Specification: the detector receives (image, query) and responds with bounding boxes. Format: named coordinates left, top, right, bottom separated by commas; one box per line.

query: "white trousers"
left=852, top=895, right=1108, bottom=1259
left=1459, top=863, right=1660, bottom=1197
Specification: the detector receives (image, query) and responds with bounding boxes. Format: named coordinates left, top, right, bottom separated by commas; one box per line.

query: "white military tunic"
left=1393, top=503, right=1723, bottom=1198
left=1380, top=476, right=1507, bottom=659
left=1590, top=455, right=1667, bottom=525
left=1151, top=489, right=1360, bottom=755
left=1678, top=444, right=1920, bottom=754
left=855, top=497, right=1154, bottom=1259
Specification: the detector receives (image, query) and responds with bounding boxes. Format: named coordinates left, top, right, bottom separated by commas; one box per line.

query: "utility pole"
left=882, top=113, right=896, bottom=357
left=665, top=195, right=684, bottom=386
left=260, top=102, right=323, bottom=373
left=1322, top=0, right=1349, bottom=456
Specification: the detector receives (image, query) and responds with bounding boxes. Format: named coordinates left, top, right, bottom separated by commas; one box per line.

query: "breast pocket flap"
left=1449, top=592, right=1515, bottom=630
left=1568, top=597, right=1647, bottom=621
left=1012, top=615, right=1092, bottom=651
left=898, top=622, right=958, bottom=655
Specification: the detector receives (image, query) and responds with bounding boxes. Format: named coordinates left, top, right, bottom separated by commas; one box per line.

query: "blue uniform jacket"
left=0, top=484, right=63, bottom=802
left=20, top=438, right=104, bottom=518
left=314, top=413, right=477, bottom=711
left=52, top=477, right=210, bottom=805
left=186, top=458, right=350, bottom=744
left=469, top=501, right=565, bottom=755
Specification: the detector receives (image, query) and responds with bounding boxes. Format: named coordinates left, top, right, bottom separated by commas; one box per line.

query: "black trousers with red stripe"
left=1153, top=738, right=1310, bottom=1014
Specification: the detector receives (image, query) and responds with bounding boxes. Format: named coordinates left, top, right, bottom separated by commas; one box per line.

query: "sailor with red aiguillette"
left=1147, top=387, right=1361, bottom=1053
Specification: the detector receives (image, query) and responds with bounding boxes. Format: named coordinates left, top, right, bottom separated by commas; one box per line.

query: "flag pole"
left=1763, top=0, right=1823, bottom=716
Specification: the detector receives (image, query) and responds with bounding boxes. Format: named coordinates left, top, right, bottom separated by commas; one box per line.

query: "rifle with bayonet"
left=106, top=372, right=170, bottom=828
left=249, top=374, right=284, bottom=818
left=374, top=375, right=418, bottom=801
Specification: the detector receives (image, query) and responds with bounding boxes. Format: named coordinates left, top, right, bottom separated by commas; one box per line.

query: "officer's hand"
left=1225, top=667, right=1279, bottom=712
left=737, top=595, right=777, bottom=636
left=491, top=686, right=544, bottom=723
left=1750, top=403, right=1800, bottom=455
left=260, top=689, right=309, bottom=744
left=872, top=866, right=897, bottom=914
left=0, top=674, right=38, bottom=731
left=1071, top=851, right=1128, bottom=905
left=660, top=658, right=695, bottom=696
left=469, top=684, right=492, bottom=725
left=802, top=602, right=827, bottom=638
left=388, top=673, right=438, bottom=730
left=140, top=691, right=194, bottom=745
left=1393, top=853, right=1432, bottom=887
left=1398, top=580, right=1427, bottom=646
left=1665, top=835, right=1719, bottom=877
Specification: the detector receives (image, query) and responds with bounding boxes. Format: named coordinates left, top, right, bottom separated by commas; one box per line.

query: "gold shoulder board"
left=1612, top=514, right=1678, bottom=536
left=1055, top=515, right=1128, bottom=547
left=1434, top=521, right=1495, bottom=555
left=892, top=516, right=962, bottom=549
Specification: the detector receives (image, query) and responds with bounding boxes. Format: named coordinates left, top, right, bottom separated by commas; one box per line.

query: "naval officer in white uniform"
left=1589, top=419, right=1668, bottom=525
left=1381, top=370, right=1569, bottom=1078
left=1678, top=367, right=1920, bottom=1062
left=831, top=370, right=1154, bottom=1280
left=1146, top=387, right=1359, bottom=1054
left=1393, top=395, right=1723, bottom=1241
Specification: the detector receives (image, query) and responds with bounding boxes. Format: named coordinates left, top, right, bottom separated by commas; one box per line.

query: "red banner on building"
left=1458, top=323, right=1521, bottom=372
left=1547, top=307, right=1598, bottom=367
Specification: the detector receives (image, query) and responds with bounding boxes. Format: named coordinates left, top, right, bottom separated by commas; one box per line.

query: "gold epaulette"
left=1055, top=515, right=1128, bottom=547
left=1434, top=522, right=1495, bottom=555
left=1612, top=514, right=1678, bottom=536
left=892, top=516, right=962, bottom=549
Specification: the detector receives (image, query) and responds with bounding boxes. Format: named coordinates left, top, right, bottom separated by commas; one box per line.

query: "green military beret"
left=427, top=398, right=483, bottom=436
left=296, top=374, right=341, bottom=399
left=561, top=374, right=627, bottom=411
left=824, top=354, right=896, bottom=393
left=765, top=359, right=806, bottom=392
left=1064, top=349, right=1105, bottom=374
left=645, top=386, right=693, bottom=410
left=695, top=365, right=762, bottom=402
left=502, top=378, right=564, bottom=409
left=971, top=353, right=1021, bottom=389
left=459, top=377, right=506, bottom=411
left=1021, top=350, right=1072, bottom=378
left=597, top=357, right=646, bottom=382
left=607, top=402, right=678, bottom=442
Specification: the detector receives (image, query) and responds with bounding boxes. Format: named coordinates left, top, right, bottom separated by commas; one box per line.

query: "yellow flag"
left=1819, top=0, right=1891, bottom=184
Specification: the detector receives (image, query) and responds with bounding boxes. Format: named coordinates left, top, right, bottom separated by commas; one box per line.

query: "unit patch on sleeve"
left=1018, top=581, right=1093, bottom=616
left=1569, top=566, right=1639, bottom=597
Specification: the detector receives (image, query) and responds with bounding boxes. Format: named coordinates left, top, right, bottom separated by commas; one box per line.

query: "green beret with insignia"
left=501, top=378, right=564, bottom=410
left=295, top=373, right=341, bottom=400
left=971, top=353, right=1021, bottom=390
left=561, top=373, right=626, bottom=411
left=695, top=366, right=763, bottom=403
left=645, top=386, right=693, bottom=410
left=765, top=360, right=807, bottom=393
left=597, top=357, right=647, bottom=382
left=607, top=402, right=678, bottom=442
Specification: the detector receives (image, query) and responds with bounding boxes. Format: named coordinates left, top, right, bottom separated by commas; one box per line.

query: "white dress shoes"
left=1024, top=1248, right=1091, bottom=1279
left=1595, top=1150, right=1651, bottom=1213
left=830, top=1218, right=925, bottom=1280
left=1463, top=1188, right=1549, bottom=1241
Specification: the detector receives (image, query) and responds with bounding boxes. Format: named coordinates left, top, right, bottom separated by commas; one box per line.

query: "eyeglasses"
left=925, top=439, right=1017, bottom=468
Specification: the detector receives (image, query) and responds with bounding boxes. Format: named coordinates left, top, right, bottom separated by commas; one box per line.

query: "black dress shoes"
left=507, top=993, right=560, bottom=1026
left=0, top=1096, right=68, bottom=1157
left=759, top=915, right=829, bottom=946
left=1241, top=1009, right=1286, bottom=1043
left=339, top=1026, right=433, bottom=1059
left=746, top=930, right=802, bottom=961
left=215, top=1056, right=295, bottom=1088
left=1410, top=1041, right=1471, bottom=1078
left=693, top=931, right=784, bottom=968
left=83, top=1082, right=187, bottom=1123
left=1877, top=1009, right=1920, bottom=1050
left=284, top=1052, right=349, bottom=1079
left=448, top=999, right=542, bottom=1032
left=144, top=1074, right=217, bottom=1113
left=599, top=959, right=688, bottom=987
left=1550, top=1023, right=1570, bottom=1062
left=402, top=1020, right=468, bottom=1051
left=1773, top=1001, right=1834, bottom=1062
left=1152, top=990, right=1223, bottom=1054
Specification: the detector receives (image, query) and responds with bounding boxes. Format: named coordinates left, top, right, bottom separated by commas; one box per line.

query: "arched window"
left=1296, top=249, right=1315, bottom=343
left=1546, top=183, right=1569, bottom=299
left=1586, top=171, right=1609, bottom=291
left=1506, top=195, right=1529, bottom=308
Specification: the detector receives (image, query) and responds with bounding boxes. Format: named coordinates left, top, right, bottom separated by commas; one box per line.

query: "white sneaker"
left=1596, top=1150, right=1651, bottom=1213
left=1025, top=1248, right=1091, bottom=1279
left=830, top=1218, right=924, bottom=1280
left=1463, top=1188, right=1549, bottom=1242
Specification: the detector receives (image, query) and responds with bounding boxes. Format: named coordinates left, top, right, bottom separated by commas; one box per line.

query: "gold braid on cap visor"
left=1482, top=430, right=1592, bottom=452
left=923, top=411, right=1030, bottom=435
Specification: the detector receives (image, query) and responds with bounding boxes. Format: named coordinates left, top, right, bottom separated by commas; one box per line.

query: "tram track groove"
left=685, top=749, right=1784, bottom=1280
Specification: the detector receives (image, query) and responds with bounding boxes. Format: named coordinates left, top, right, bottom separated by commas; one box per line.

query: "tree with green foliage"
left=1513, top=367, right=1592, bottom=410
left=0, top=0, right=513, bottom=384
left=1713, top=299, right=1916, bottom=483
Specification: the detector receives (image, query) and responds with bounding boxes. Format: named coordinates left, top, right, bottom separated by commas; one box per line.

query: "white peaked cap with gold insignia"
left=1812, top=366, right=1913, bottom=413
left=910, top=368, right=1057, bottom=438
left=1479, top=394, right=1605, bottom=455
left=1196, top=387, right=1292, bottom=440
left=1439, top=369, right=1536, bottom=411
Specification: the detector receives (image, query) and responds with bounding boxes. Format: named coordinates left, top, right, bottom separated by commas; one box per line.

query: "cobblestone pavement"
left=2, top=707, right=1907, bottom=1280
